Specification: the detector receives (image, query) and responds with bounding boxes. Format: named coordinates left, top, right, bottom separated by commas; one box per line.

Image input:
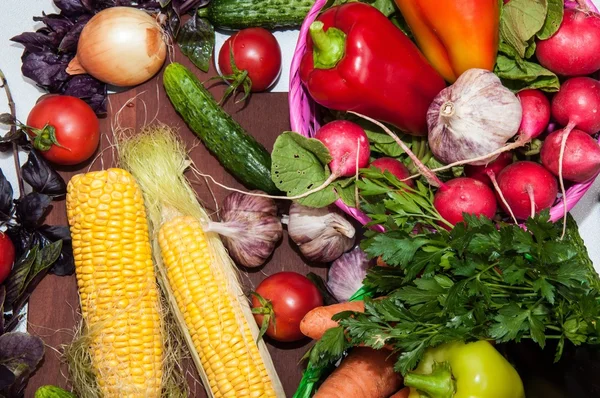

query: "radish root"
left=526, top=186, right=536, bottom=220
left=487, top=170, right=519, bottom=225
left=348, top=111, right=446, bottom=188
left=558, top=121, right=577, bottom=239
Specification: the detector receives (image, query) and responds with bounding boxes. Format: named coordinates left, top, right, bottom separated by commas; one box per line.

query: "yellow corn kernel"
left=66, top=168, right=163, bottom=398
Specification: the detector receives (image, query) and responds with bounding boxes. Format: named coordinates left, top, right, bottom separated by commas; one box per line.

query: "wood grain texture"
left=25, top=50, right=328, bottom=397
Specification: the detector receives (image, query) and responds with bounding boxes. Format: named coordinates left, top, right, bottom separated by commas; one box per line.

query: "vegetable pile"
left=6, top=0, right=600, bottom=396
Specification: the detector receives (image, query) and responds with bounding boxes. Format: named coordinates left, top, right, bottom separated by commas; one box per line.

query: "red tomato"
left=0, top=233, right=15, bottom=285
left=26, top=95, right=100, bottom=165
left=252, top=272, right=323, bottom=342
left=218, top=28, right=282, bottom=92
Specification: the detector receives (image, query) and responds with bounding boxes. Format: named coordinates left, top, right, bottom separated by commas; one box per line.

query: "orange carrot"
left=300, top=301, right=365, bottom=340
left=313, top=347, right=403, bottom=398
left=390, top=387, right=411, bottom=398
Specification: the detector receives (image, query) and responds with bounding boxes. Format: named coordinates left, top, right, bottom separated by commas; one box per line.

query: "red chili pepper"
left=299, top=3, right=446, bottom=136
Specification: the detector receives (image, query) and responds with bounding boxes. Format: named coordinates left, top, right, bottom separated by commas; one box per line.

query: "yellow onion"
left=66, top=7, right=167, bottom=87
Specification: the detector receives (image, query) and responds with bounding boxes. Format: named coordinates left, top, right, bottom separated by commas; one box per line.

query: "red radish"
left=464, top=152, right=513, bottom=186
left=536, top=8, right=600, bottom=76
left=315, top=120, right=370, bottom=177
left=495, top=161, right=558, bottom=220
left=550, top=76, right=600, bottom=235
left=516, top=90, right=551, bottom=139
left=433, top=177, right=498, bottom=227
left=370, top=157, right=414, bottom=188
left=540, top=128, right=600, bottom=183
left=551, top=77, right=600, bottom=135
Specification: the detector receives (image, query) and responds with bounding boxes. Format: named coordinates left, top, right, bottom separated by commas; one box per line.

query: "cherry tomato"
left=0, top=233, right=15, bottom=285
left=252, top=271, right=323, bottom=342
left=218, top=28, right=282, bottom=92
left=26, top=95, right=100, bottom=165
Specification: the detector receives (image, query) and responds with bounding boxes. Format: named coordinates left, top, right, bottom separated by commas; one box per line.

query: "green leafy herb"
left=537, top=0, right=565, bottom=40
left=495, top=53, right=560, bottom=92
left=317, top=209, right=600, bottom=375
left=271, top=132, right=337, bottom=207
left=177, top=15, right=215, bottom=73
left=500, top=0, right=547, bottom=58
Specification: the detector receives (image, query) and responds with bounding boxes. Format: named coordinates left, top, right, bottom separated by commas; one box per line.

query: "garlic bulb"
left=287, top=203, right=355, bottom=263
left=427, top=68, right=522, bottom=166
left=327, top=246, right=371, bottom=302
left=207, top=191, right=282, bottom=268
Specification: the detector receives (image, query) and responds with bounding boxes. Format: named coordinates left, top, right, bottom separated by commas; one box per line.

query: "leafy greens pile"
left=307, top=168, right=600, bottom=376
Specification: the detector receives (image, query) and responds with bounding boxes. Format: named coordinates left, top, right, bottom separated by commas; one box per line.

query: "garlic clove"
left=287, top=202, right=356, bottom=263
left=327, top=246, right=371, bottom=302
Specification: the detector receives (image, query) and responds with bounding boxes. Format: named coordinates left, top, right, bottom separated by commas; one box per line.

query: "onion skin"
left=427, top=69, right=522, bottom=166
left=67, top=7, right=167, bottom=87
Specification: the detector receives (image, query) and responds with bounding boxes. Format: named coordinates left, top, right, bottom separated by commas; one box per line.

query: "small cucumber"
left=197, top=0, right=315, bottom=30
left=163, top=63, right=280, bottom=194
left=34, top=386, right=76, bottom=398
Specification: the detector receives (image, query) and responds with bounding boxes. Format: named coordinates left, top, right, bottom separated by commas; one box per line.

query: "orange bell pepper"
left=394, top=0, right=500, bottom=82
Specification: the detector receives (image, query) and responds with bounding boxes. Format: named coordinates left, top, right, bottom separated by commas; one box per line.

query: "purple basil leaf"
left=20, top=52, right=71, bottom=91
left=0, top=169, right=13, bottom=222
left=21, top=150, right=67, bottom=196
left=58, top=16, right=91, bottom=53
left=172, top=0, right=206, bottom=16
left=177, top=14, right=214, bottom=72
left=55, top=0, right=89, bottom=16
left=0, top=286, right=5, bottom=334
left=63, top=75, right=108, bottom=114
left=3, top=246, right=38, bottom=312
left=0, top=332, right=45, bottom=396
left=0, top=365, right=14, bottom=390
left=38, top=225, right=74, bottom=276
left=15, top=193, right=52, bottom=230
left=10, top=32, right=57, bottom=53
left=34, top=14, right=75, bottom=38
left=5, top=226, right=31, bottom=263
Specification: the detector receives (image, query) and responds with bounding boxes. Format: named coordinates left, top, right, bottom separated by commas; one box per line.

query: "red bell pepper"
left=299, top=2, right=446, bottom=136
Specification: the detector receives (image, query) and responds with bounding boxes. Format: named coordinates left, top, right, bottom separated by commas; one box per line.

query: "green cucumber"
left=34, top=386, right=76, bottom=398
left=197, top=0, right=315, bottom=30
left=163, top=63, right=279, bottom=194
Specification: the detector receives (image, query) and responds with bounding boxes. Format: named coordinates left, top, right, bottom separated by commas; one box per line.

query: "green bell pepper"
left=404, top=340, right=525, bottom=398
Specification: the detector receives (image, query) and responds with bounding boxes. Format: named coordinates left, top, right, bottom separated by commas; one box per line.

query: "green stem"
left=403, top=362, right=455, bottom=398
left=0, top=69, right=24, bottom=198
left=487, top=283, right=535, bottom=292
left=309, top=21, right=346, bottom=69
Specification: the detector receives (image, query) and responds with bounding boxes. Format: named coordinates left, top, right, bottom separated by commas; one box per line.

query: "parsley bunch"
left=310, top=168, right=600, bottom=376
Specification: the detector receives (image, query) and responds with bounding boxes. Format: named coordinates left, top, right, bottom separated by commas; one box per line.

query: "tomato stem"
left=0, top=69, right=24, bottom=199
left=250, top=291, right=275, bottom=343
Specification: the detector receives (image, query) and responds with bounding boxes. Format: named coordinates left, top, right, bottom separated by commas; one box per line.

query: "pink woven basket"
left=289, top=0, right=600, bottom=226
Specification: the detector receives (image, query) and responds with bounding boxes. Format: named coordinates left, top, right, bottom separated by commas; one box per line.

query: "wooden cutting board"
left=25, top=50, right=328, bottom=398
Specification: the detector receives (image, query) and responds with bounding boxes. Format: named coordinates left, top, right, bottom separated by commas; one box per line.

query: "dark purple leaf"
left=34, top=14, right=75, bottom=38
left=38, top=225, right=74, bottom=276
left=15, top=193, right=52, bottom=230
left=58, top=16, right=91, bottom=53
left=4, top=246, right=37, bottom=312
left=5, top=227, right=31, bottom=263
left=0, top=365, right=14, bottom=390
left=0, top=332, right=44, bottom=396
left=21, top=150, right=67, bottom=196
left=0, top=286, right=5, bottom=334
left=177, top=14, right=214, bottom=73
left=0, top=129, right=28, bottom=152
left=172, top=0, right=206, bottom=16
left=55, top=0, right=89, bottom=16
left=10, top=32, right=57, bottom=53
left=63, top=75, right=107, bottom=114
left=20, top=52, right=71, bottom=91
left=0, top=170, right=13, bottom=222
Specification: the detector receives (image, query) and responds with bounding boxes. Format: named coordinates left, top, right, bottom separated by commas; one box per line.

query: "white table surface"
left=1, top=0, right=599, bottom=272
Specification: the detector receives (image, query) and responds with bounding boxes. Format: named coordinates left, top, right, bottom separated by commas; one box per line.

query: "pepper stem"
left=403, top=361, right=456, bottom=398
left=309, top=21, right=346, bottom=70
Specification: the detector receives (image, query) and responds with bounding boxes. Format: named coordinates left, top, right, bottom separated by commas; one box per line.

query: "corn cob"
left=66, top=168, right=164, bottom=397
left=159, top=214, right=276, bottom=398
left=118, top=126, right=285, bottom=398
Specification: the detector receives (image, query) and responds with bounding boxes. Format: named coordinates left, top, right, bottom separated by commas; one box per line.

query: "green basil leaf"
left=500, top=0, right=548, bottom=58
left=177, top=15, right=215, bottom=73
left=537, top=0, right=564, bottom=40
left=271, top=132, right=337, bottom=208
left=495, top=54, right=560, bottom=92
